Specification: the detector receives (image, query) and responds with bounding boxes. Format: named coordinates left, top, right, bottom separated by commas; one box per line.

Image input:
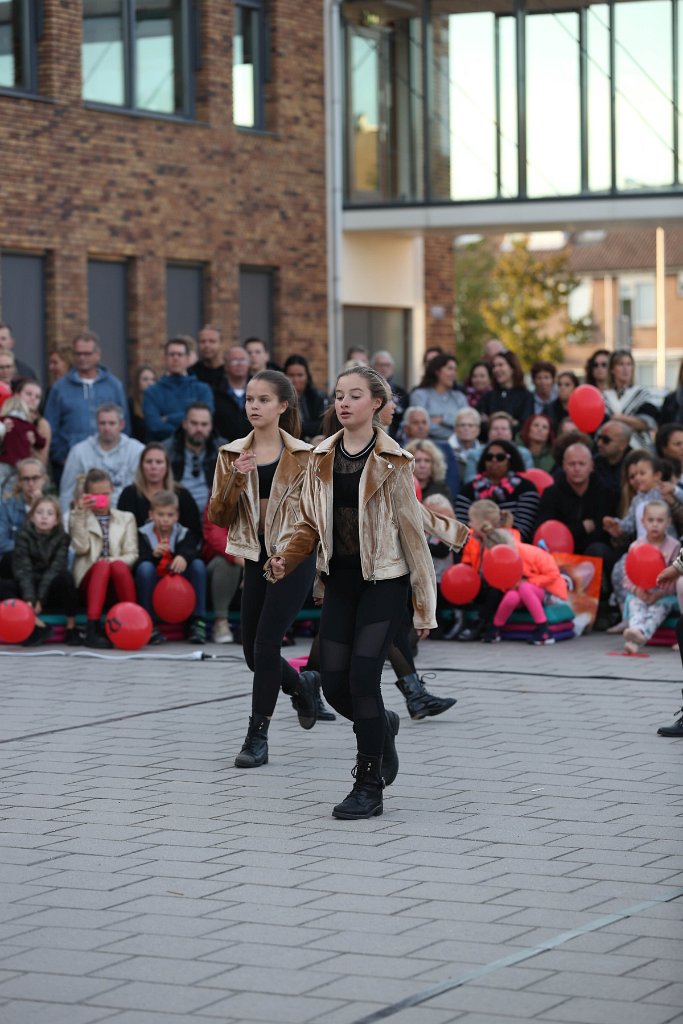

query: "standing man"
left=143, top=337, right=214, bottom=441
left=213, top=346, right=251, bottom=441
left=59, top=403, right=144, bottom=515
left=0, top=323, right=37, bottom=380
left=44, top=330, right=130, bottom=481
left=483, top=339, right=505, bottom=363
left=244, top=337, right=280, bottom=376
left=189, top=324, right=225, bottom=389
left=371, top=351, right=408, bottom=437
left=163, top=403, right=224, bottom=513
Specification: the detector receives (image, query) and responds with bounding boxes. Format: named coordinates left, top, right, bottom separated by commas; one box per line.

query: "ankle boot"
left=657, top=689, right=683, bottom=737
left=85, top=620, right=111, bottom=649
left=332, top=753, right=384, bottom=819
left=234, top=714, right=270, bottom=768
left=395, top=673, right=457, bottom=720
left=382, top=709, right=400, bottom=786
left=315, top=680, right=336, bottom=722
left=288, top=671, right=318, bottom=730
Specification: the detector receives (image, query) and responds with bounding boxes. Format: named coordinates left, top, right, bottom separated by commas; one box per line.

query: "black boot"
left=315, top=680, right=336, bottom=722
left=288, top=670, right=318, bottom=730
left=332, top=753, right=384, bottom=819
left=382, top=709, right=400, bottom=786
left=84, top=620, right=111, bottom=649
left=657, top=690, right=683, bottom=737
left=395, top=673, right=457, bottom=720
left=234, top=714, right=270, bottom=768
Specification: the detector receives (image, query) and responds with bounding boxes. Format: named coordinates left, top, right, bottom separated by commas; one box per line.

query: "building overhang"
left=342, top=195, right=683, bottom=237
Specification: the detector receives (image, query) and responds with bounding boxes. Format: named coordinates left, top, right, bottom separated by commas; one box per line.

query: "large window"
left=239, top=267, right=274, bottom=346
left=166, top=262, right=204, bottom=338
left=88, top=260, right=129, bottom=385
left=342, top=0, right=681, bottom=205
left=233, top=0, right=268, bottom=129
left=343, top=306, right=410, bottom=386
left=0, top=0, right=37, bottom=92
left=0, top=253, right=45, bottom=381
left=82, top=0, right=195, bottom=116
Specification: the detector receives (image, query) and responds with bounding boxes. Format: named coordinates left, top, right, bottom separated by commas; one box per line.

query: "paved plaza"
left=0, top=633, right=681, bottom=1024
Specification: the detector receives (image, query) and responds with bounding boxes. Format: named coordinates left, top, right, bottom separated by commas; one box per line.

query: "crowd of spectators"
left=1, top=317, right=683, bottom=655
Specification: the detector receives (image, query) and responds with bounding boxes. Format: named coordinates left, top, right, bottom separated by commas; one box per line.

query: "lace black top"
left=257, top=457, right=278, bottom=500
left=331, top=434, right=376, bottom=567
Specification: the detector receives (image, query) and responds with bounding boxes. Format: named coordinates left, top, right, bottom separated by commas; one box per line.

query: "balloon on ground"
left=0, top=599, right=35, bottom=644
left=105, top=602, right=153, bottom=650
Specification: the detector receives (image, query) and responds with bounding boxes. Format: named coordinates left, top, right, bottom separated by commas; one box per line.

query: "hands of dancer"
left=269, top=556, right=286, bottom=581
left=234, top=450, right=257, bottom=475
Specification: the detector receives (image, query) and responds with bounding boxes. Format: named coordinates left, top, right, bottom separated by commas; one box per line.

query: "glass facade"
left=342, top=0, right=681, bottom=205
left=0, top=0, right=35, bottom=92
left=82, top=0, right=192, bottom=116
left=233, top=1, right=266, bottom=128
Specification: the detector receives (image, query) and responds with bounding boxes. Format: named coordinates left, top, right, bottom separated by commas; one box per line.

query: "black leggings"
left=241, top=539, right=316, bottom=718
left=319, top=564, right=410, bottom=757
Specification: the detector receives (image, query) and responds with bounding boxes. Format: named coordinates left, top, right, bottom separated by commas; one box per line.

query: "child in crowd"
left=603, top=454, right=676, bottom=541
left=622, top=501, right=679, bottom=655
left=135, top=489, right=208, bottom=644
left=11, top=495, right=79, bottom=644
left=70, top=468, right=138, bottom=648
left=468, top=499, right=567, bottom=645
left=457, top=500, right=520, bottom=642
left=0, top=395, right=47, bottom=493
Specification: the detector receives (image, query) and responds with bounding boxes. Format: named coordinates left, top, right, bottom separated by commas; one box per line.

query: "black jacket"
left=537, top=473, right=616, bottom=552
left=659, top=390, right=683, bottom=426
left=478, top=387, right=535, bottom=432
left=298, top=387, right=329, bottom=440
left=11, top=523, right=69, bottom=604
left=137, top=523, right=201, bottom=566
left=213, top=388, right=251, bottom=442
left=163, top=426, right=225, bottom=492
left=117, top=485, right=201, bottom=536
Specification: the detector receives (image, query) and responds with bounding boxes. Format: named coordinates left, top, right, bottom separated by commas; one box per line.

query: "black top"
left=117, top=484, right=201, bottom=536
left=331, top=435, right=376, bottom=566
left=189, top=362, right=226, bottom=389
left=257, top=457, right=279, bottom=500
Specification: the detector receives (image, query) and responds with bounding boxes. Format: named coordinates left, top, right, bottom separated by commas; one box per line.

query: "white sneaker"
left=213, top=620, right=234, bottom=644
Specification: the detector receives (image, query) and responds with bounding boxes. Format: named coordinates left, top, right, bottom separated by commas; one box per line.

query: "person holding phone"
left=69, top=468, right=139, bottom=647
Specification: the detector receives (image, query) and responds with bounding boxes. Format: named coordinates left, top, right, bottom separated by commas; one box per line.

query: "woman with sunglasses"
left=455, top=439, right=540, bottom=543
left=585, top=349, right=611, bottom=392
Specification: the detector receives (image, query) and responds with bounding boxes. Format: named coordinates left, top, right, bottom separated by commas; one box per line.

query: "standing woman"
left=603, top=349, right=658, bottom=450
left=208, top=370, right=318, bottom=769
left=478, top=350, right=534, bottom=433
left=268, top=366, right=437, bottom=821
left=283, top=354, right=329, bottom=441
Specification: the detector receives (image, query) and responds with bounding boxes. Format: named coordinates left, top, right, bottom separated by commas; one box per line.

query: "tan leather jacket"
left=265, top=429, right=442, bottom=630
left=69, top=508, right=139, bottom=587
left=207, top=429, right=312, bottom=561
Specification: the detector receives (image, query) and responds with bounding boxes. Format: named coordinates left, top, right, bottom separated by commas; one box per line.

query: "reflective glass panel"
left=82, top=0, right=125, bottom=105
left=614, top=0, right=673, bottom=189
left=348, top=31, right=380, bottom=193
left=526, top=13, right=580, bottom=197
left=498, top=15, right=518, bottom=198
left=446, top=13, right=497, bottom=200
left=233, top=4, right=259, bottom=127
left=0, top=1, right=21, bottom=88
left=136, top=0, right=179, bottom=113
left=586, top=4, right=611, bottom=192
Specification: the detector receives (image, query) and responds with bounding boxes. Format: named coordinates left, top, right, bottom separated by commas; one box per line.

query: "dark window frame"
left=82, top=0, right=197, bottom=120
left=233, top=0, right=270, bottom=131
left=0, top=0, right=41, bottom=96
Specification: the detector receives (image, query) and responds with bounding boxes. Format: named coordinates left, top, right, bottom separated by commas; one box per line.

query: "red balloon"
left=482, top=545, right=523, bottom=591
left=413, top=477, right=422, bottom=502
left=521, top=468, right=554, bottom=494
left=0, top=382, right=12, bottom=403
left=440, top=564, right=481, bottom=605
left=152, top=574, right=196, bottom=623
left=534, top=520, right=575, bottom=554
left=0, top=599, right=35, bottom=643
left=567, top=384, right=605, bottom=433
left=105, top=602, right=153, bottom=650
left=625, top=544, right=666, bottom=590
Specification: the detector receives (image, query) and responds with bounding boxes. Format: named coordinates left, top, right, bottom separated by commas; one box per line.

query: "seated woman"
left=547, top=371, right=579, bottom=432
left=118, top=442, right=201, bottom=535
left=603, top=349, right=658, bottom=450
left=477, top=350, right=534, bottom=434
left=406, top=439, right=453, bottom=503
left=283, top=354, right=329, bottom=441
left=410, top=353, right=468, bottom=442
left=518, top=414, right=555, bottom=471
left=128, top=364, right=157, bottom=444
left=449, top=407, right=484, bottom=485
left=455, top=439, right=540, bottom=542
left=463, top=361, right=493, bottom=409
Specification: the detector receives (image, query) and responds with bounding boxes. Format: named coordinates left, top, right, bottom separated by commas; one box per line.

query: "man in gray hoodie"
left=59, top=403, right=143, bottom=515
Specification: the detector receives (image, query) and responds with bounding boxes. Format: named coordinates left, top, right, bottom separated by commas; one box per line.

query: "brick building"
left=0, top=1, right=329, bottom=390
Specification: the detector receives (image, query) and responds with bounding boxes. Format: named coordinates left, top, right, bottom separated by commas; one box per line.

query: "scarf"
left=471, top=472, right=521, bottom=503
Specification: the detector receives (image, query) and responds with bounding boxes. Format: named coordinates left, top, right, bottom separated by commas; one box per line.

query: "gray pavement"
left=0, top=633, right=681, bottom=1024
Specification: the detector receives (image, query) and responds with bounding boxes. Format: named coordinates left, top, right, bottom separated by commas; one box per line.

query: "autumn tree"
left=453, top=239, right=497, bottom=372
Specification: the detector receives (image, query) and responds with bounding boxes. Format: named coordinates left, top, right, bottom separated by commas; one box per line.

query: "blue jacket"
left=143, top=375, right=214, bottom=441
left=0, top=496, right=27, bottom=555
left=44, top=367, right=130, bottom=463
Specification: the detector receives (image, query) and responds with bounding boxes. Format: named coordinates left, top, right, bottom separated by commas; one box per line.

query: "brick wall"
left=0, top=1, right=329, bottom=388
left=424, top=236, right=456, bottom=356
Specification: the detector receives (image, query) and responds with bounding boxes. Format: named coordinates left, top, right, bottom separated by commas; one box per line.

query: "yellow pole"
left=655, top=227, right=666, bottom=389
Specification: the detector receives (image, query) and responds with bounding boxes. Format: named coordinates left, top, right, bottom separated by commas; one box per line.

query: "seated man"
left=163, top=403, right=224, bottom=514
left=59, top=403, right=144, bottom=515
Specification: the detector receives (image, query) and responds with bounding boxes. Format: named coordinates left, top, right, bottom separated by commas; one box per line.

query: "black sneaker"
left=148, top=627, right=168, bottom=646
left=482, top=626, right=501, bottom=643
left=530, top=625, right=555, bottom=646
left=186, top=618, right=207, bottom=645
left=658, top=692, right=683, bottom=737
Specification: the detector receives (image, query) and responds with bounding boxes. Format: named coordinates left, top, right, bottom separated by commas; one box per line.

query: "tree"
left=479, top=236, right=592, bottom=370
left=453, top=239, right=497, bottom=372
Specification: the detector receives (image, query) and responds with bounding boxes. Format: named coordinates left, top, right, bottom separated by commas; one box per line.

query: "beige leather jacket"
left=207, top=429, right=312, bottom=561
left=70, top=508, right=139, bottom=587
left=265, top=428, right=445, bottom=630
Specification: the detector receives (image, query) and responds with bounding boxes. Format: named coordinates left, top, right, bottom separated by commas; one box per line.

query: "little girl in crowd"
left=69, top=468, right=138, bottom=648
left=623, top=500, right=679, bottom=655
left=468, top=499, right=567, bottom=645
left=11, top=495, right=78, bottom=644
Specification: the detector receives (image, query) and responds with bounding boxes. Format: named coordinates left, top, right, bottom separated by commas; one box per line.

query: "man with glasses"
left=163, top=403, right=224, bottom=513
left=593, top=421, right=633, bottom=503
left=0, top=458, right=47, bottom=589
left=59, top=403, right=144, bottom=516
left=213, top=346, right=251, bottom=442
left=44, top=331, right=130, bottom=482
left=143, top=337, right=214, bottom=441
